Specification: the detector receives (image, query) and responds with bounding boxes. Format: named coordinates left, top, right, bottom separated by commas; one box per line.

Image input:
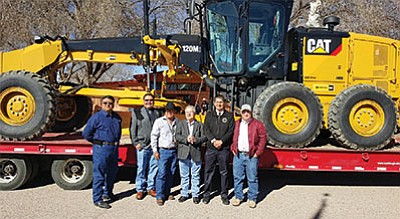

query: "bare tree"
left=290, top=0, right=399, bottom=40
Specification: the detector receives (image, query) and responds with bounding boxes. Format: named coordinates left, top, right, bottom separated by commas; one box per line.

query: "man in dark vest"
left=130, top=93, right=160, bottom=200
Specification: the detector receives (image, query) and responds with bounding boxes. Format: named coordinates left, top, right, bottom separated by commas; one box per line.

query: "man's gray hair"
left=185, top=105, right=196, bottom=113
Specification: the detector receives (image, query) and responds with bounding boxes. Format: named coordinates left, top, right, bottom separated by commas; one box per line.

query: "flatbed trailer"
left=0, top=133, right=399, bottom=191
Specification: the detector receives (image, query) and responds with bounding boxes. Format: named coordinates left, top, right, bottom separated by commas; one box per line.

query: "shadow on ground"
left=21, top=166, right=400, bottom=205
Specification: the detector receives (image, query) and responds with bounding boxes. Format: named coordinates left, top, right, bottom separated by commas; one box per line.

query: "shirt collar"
left=241, top=118, right=252, bottom=124
left=162, top=116, right=177, bottom=124
left=216, top=110, right=224, bottom=115
left=100, top=110, right=112, bottom=117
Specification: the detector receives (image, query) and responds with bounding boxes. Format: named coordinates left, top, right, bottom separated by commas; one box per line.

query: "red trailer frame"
left=1, top=133, right=399, bottom=191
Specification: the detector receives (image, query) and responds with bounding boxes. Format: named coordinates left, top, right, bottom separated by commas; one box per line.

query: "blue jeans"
left=92, top=144, right=119, bottom=204
left=135, top=147, right=158, bottom=192
left=233, top=153, right=259, bottom=201
left=179, top=156, right=201, bottom=198
left=156, top=148, right=177, bottom=200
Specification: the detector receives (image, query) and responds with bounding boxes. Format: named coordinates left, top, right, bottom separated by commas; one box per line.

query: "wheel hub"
left=61, top=159, right=85, bottom=183
left=3, top=164, right=16, bottom=174
left=0, top=160, right=17, bottom=183
left=70, top=165, right=81, bottom=174
left=55, top=97, right=78, bottom=122
left=349, top=100, right=384, bottom=137
left=272, top=97, right=309, bottom=134
left=0, top=87, right=36, bottom=126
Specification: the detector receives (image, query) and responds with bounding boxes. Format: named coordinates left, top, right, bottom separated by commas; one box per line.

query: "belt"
left=160, top=147, right=177, bottom=150
left=93, top=140, right=118, bottom=146
left=239, top=151, right=249, bottom=154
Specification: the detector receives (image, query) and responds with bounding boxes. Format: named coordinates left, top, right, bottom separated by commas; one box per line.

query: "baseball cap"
left=240, top=104, right=252, bottom=113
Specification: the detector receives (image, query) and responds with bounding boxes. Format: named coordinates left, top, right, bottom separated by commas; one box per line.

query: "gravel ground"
left=0, top=170, right=399, bottom=219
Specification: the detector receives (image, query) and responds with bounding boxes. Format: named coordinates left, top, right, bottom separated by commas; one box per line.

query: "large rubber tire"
left=51, top=158, right=93, bottom=190
left=253, top=82, right=323, bottom=148
left=328, top=85, right=396, bottom=150
left=50, top=96, right=92, bottom=132
left=0, top=71, right=56, bottom=140
left=0, top=157, right=31, bottom=190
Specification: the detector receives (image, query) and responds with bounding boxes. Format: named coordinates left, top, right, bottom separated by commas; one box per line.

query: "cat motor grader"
left=0, top=33, right=202, bottom=140
left=184, top=0, right=400, bottom=150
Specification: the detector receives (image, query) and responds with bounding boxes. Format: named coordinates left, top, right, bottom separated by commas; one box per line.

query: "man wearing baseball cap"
left=230, top=104, right=267, bottom=208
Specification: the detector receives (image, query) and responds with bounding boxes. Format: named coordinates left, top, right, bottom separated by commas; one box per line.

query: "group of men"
left=83, top=94, right=267, bottom=209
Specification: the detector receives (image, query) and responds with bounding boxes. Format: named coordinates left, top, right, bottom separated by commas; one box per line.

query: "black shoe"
left=193, top=197, right=200, bottom=204
left=94, top=201, right=111, bottom=209
left=102, top=193, right=118, bottom=202
left=178, top=196, right=190, bottom=203
left=221, top=197, right=230, bottom=205
left=202, top=196, right=210, bottom=204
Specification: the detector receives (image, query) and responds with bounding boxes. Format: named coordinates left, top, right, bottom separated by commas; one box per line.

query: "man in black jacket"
left=202, top=95, right=235, bottom=205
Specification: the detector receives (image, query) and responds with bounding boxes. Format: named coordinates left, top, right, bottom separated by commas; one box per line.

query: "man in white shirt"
left=151, top=102, right=178, bottom=206
left=230, top=104, right=267, bottom=208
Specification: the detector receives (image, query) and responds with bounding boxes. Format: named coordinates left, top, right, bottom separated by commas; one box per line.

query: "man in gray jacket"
left=130, top=93, right=160, bottom=200
left=175, top=105, right=207, bottom=204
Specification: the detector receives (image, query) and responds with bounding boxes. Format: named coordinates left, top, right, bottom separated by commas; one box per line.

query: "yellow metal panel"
left=302, top=37, right=349, bottom=94
left=63, top=51, right=142, bottom=64
left=0, top=52, right=3, bottom=72
left=1, top=40, right=62, bottom=72
left=352, top=40, right=387, bottom=79
left=58, top=85, right=187, bottom=110
left=2, top=49, right=23, bottom=72
left=349, top=32, right=399, bottom=96
left=1, top=41, right=63, bottom=73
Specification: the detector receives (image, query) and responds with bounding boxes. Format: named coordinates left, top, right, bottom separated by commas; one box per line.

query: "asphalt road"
left=1, top=169, right=399, bottom=219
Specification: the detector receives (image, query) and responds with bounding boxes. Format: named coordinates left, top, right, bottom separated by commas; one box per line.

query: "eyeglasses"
left=144, top=99, right=154, bottom=102
left=102, top=101, right=114, bottom=106
left=241, top=110, right=251, bottom=114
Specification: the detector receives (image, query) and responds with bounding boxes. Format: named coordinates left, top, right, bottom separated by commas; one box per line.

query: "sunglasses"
left=102, top=101, right=114, bottom=106
left=144, top=99, right=154, bottom=102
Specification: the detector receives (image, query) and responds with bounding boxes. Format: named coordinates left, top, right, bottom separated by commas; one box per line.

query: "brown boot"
left=148, top=189, right=157, bottom=198
left=136, top=192, right=144, bottom=200
left=156, top=199, right=164, bottom=206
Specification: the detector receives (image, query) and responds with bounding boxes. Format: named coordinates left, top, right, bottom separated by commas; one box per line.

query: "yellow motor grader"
left=0, top=34, right=197, bottom=140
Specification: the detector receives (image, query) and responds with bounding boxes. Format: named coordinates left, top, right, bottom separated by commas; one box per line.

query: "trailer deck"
left=1, top=133, right=399, bottom=173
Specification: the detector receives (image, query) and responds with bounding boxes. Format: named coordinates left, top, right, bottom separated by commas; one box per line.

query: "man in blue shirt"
left=83, top=95, right=122, bottom=209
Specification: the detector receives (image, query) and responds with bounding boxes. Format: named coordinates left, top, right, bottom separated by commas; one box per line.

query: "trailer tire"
left=328, top=85, right=396, bottom=150
left=0, top=71, right=56, bottom=140
left=0, top=157, right=31, bottom=190
left=50, top=96, right=92, bottom=132
left=253, top=82, right=323, bottom=148
left=51, top=158, right=93, bottom=190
